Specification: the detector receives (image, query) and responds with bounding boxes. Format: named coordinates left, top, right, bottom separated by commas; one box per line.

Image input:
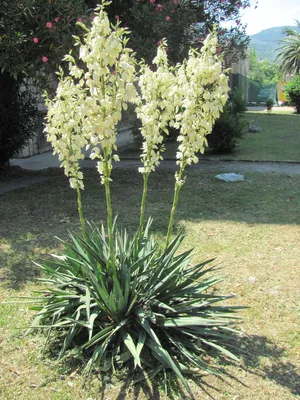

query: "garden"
left=1, top=1, right=300, bottom=400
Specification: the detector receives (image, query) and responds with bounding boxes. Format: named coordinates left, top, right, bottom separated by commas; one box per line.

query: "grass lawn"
left=0, top=167, right=300, bottom=399
left=230, top=109, right=300, bottom=162
left=121, top=108, right=300, bottom=163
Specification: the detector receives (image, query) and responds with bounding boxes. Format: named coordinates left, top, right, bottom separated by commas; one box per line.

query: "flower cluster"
left=173, top=32, right=229, bottom=179
left=44, top=69, right=87, bottom=190
left=77, top=8, right=137, bottom=183
left=45, top=4, right=137, bottom=188
left=136, top=41, right=176, bottom=174
left=137, top=31, right=229, bottom=181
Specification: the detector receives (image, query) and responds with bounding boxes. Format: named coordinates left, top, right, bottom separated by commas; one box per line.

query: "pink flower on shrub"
left=46, top=22, right=53, bottom=28
left=173, top=0, right=178, bottom=4
left=150, top=0, right=155, bottom=3
left=42, top=56, right=48, bottom=63
left=156, top=3, right=163, bottom=12
left=115, top=15, right=119, bottom=20
left=54, top=17, right=60, bottom=23
left=77, top=17, right=83, bottom=22
left=165, top=16, right=171, bottom=21
left=33, top=37, right=39, bottom=43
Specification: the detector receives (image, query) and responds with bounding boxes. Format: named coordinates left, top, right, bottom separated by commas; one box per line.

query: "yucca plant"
left=23, top=4, right=244, bottom=397
left=29, top=220, right=242, bottom=395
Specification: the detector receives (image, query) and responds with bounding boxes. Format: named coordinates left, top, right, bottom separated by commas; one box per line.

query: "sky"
left=240, top=0, right=300, bottom=35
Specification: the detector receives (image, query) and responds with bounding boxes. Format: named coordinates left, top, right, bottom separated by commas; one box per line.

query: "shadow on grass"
left=96, top=369, right=189, bottom=400
left=241, top=335, right=300, bottom=396
left=89, top=334, right=299, bottom=399
left=217, top=334, right=300, bottom=398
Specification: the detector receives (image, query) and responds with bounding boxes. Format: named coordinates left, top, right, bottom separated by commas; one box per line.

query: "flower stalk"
left=165, top=162, right=186, bottom=248
left=139, top=172, right=150, bottom=234
left=76, top=187, right=87, bottom=240
left=103, top=151, right=115, bottom=271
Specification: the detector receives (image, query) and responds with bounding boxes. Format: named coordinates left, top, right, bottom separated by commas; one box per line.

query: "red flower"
left=46, top=22, right=53, bottom=28
left=42, top=56, right=48, bottom=63
left=165, top=16, right=171, bottom=21
left=115, top=15, right=119, bottom=20
left=33, top=37, right=39, bottom=43
left=77, top=17, right=83, bottom=23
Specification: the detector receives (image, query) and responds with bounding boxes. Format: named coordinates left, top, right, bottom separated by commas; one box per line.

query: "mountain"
left=249, top=26, right=300, bottom=62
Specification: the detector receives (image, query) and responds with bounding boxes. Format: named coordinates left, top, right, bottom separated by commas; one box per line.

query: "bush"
left=266, top=98, right=274, bottom=112
left=31, top=221, right=241, bottom=394
left=0, top=73, right=37, bottom=170
left=206, top=90, right=247, bottom=153
left=285, top=76, right=300, bottom=114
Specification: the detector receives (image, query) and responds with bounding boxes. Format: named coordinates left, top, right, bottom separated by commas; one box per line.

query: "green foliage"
left=207, top=89, right=247, bottom=153
left=0, top=73, right=37, bottom=169
left=0, top=0, right=251, bottom=82
left=249, top=49, right=279, bottom=84
left=266, top=98, right=274, bottom=112
left=276, top=21, right=300, bottom=77
left=96, top=0, right=251, bottom=65
left=284, top=75, right=300, bottom=113
left=29, top=221, right=241, bottom=394
left=0, top=0, right=89, bottom=87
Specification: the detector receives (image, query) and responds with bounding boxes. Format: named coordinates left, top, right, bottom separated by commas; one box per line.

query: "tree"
left=0, top=0, right=252, bottom=82
left=105, top=0, right=251, bottom=65
left=249, top=49, right=279, bottom=83
left=276, top=21, right=300, bottom=77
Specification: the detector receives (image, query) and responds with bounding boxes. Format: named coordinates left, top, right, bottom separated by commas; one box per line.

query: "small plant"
left=207, top=89, right=247, bottom=153
left=284, top=76, right=300, bottom=114
left=266, top=98, right=274, bottom=112
left=26, top=3, right=243, bottom=396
